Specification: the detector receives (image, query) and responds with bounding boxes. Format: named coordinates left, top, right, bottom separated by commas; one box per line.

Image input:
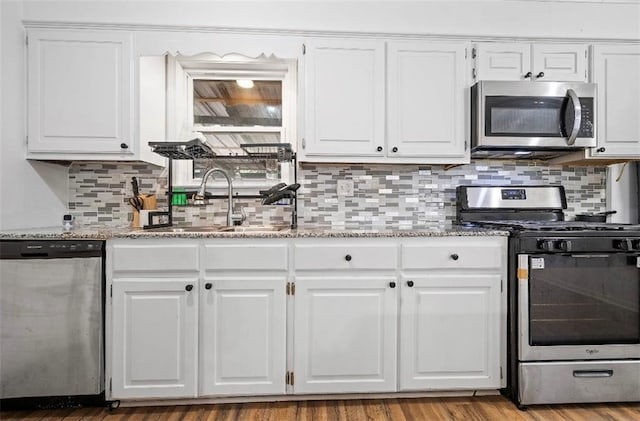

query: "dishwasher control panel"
left=0, top=240, right=104, bottom=259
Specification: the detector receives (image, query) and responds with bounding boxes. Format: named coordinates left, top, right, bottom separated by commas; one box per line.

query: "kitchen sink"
left=216, top=225, right=290, bottom=233
left=150, top=225, right=290, bottom=233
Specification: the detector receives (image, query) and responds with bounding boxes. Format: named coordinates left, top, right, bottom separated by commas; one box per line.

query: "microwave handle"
left=566, top=89, right=582, bottom=146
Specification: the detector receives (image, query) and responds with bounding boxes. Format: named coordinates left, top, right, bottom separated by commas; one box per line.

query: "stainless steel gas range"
left=457, top=185, right=640, bottom=407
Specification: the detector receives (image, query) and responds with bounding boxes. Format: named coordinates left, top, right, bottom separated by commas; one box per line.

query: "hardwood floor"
left=1, top=396, right=639, bottom=421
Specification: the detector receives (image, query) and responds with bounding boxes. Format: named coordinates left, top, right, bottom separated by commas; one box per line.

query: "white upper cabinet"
left=26, top=29, right=163, bottom=165
left=591, top=44, right=640, bottom=157
left=474, top=42, right=588, bottom=82
left=302, top=38, right=470, bottom=164
left=387, top=41, right=468, bottom=160
left=303, top=39, right=385, bottom=157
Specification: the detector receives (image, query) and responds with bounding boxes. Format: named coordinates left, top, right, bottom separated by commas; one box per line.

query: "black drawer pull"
left=120, top=143, right=129, bottom=149
left=205, top=283, right=212, bottom=290
left=391, top=147, right=398, bottom=153
left=450, top=254, right=459, bottom=261
left=389, top=282, right=396, bottom=288
left=377, top=146, right=383, bottom=152
left=185, top=284, right=194, bottom=292
left=345, top=254, right=352, bottom=261
left=407, top=281, right=414, bottom=287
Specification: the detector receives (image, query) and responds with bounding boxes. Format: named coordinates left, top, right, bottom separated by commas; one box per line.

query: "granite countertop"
left=0, top=225, right=509, bottom=240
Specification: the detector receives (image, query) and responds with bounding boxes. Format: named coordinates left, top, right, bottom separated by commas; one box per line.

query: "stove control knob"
left=537, top=240, right=556, bottom=252
left=614, top=239, right=634, bottom=251
left=558, top=240, right=572, bottom=252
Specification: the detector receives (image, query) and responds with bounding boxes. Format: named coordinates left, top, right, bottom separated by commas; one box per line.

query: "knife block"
left=140, top=194, right=157, bottom=210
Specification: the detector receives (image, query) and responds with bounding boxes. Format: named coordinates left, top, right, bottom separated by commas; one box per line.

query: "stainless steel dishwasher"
left=0, top=240, right=104, bottom=402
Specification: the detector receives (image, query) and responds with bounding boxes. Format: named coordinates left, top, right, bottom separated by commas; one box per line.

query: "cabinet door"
left=111, top=279, right=198, bottom=399
left=532, top=44, right=588, bottom=82
left=293, top=276, right=397, bottom=394
left=388, top=42, right=468, bottom=159
left=474, top=43, right=531, bottom=81
left=200, top=277, right=287, bottom=396
left=592, top=44, right=640, bottom=157
left=399, top=274, right=502, bottom=390
left=27, top=30, right=132, bottom=154
left=303, top=39, right=385, bottom=157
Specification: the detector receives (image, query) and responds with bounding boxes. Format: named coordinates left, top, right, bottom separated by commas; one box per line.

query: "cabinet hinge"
left=25, top=136, right=28, bottom=145
left=25, top=35, right=28, bottom=46
left=472, top=68, right=477, bottom=79
left=109, top=378, right=112, bottom=393
left=472, top=47, right=476, bottom=59
left=288, top=371, right=295, bottom=386
left=500, top=366, right=503, bottom=380
left=501, top=279, right=503, bottom=293
left=285, top=371, right=289, bottom=385
left=464, top=141, right=468, bottom=151
left=303, top=43, right=306, bottom=55
left=465, top=48, right=467, bottom=59
left=110, top=284, right=113, bottom=298
left=287, top=282, right=295, bottom=296
left=301, top=138, right=306, bottom=149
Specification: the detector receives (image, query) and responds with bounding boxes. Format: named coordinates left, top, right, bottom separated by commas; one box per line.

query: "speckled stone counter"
left=0, top=225, right=509, bottom=240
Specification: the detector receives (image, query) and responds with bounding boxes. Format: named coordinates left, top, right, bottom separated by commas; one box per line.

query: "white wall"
left=20, top=0, right=640, bottom=40
left=0, top=0, right=68, bottom=230
left=2, top=0, right=639, bottom=229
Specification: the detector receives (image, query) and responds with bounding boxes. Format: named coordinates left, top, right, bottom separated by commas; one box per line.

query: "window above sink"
left=143, top=53, right=298, bottom=194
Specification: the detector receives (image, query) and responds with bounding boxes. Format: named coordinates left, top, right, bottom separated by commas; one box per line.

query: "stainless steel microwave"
left=471, top=81, right=597, bottom=159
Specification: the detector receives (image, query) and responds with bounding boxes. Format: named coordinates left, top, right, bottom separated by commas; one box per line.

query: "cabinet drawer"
left=112, top=243, right=199, bottom=272
left=401, top=240, right=502, bottom=269
left=294, top=243, right=397, bottom=270
left=203, top=243, right=288, bottom=271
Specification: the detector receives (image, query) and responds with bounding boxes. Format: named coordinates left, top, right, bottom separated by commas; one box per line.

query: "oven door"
left=518, top=253, right=640, bottom=361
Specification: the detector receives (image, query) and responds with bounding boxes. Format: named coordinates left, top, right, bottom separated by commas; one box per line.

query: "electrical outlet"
left=337, top=179, right=354, bottom=197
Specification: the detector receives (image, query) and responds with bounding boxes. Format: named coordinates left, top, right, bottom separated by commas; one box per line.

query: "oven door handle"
left=569, top=254, right=611, bottom=258
left=566, top=88, right=582, bottom=146
left=573, top=370, right=613, bottom=378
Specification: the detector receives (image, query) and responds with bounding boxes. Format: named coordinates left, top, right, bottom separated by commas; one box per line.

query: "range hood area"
left=471, top=147, right=585, bottom=161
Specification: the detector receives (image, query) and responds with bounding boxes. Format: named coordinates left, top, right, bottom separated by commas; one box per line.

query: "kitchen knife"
left=131, top=177, right=140, bottom=196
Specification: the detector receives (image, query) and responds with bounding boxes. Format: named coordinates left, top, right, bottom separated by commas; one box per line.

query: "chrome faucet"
left=194, top=168, right=244, bottom=227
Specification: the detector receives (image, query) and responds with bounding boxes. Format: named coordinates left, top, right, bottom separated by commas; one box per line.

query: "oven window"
left=527, top=254, right=639, bottom=346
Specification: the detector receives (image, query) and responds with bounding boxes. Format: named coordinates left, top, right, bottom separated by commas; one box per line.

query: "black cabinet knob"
left=450, top=254, right=459, bottom=261
left=596, top=147, right=606, bottom=153
left=536, top=72, right=545, bottom=79
left=407, top=280, right=414, bottom=287
left=389, top=282, right=396, bottom=288
left=120, top=143, right=129, bottom=149
left=392, top=147, right=398, bottom=153
left=185, top=284, right=194, bottom=292
left=524, top=71, right=532, bottom=79
left=345, top=254, right=352, bottom=261
left=205, top=283, right=213, bottom=290
left=377, top=146, right=383, bottom=152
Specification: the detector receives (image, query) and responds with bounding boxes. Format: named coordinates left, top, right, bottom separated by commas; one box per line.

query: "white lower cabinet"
left=200, top=276, right=287, bottom=396
left=399, top=274, right=502, bottom=390
left=107, top=236, right=506, bottom=402
left=293, top=276, right=398, bottom=394
left=111, top=278, right=198, bottom=399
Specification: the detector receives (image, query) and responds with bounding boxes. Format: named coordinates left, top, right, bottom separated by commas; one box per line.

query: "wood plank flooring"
left=2, top=396, right=639, bottom=421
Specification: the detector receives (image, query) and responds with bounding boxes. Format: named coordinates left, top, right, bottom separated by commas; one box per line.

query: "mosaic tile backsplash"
left=68, top=161, right=607, bottom=229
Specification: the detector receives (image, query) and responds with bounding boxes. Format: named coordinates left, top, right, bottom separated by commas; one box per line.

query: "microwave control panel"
left=577, top=98, right=594, bottom=138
